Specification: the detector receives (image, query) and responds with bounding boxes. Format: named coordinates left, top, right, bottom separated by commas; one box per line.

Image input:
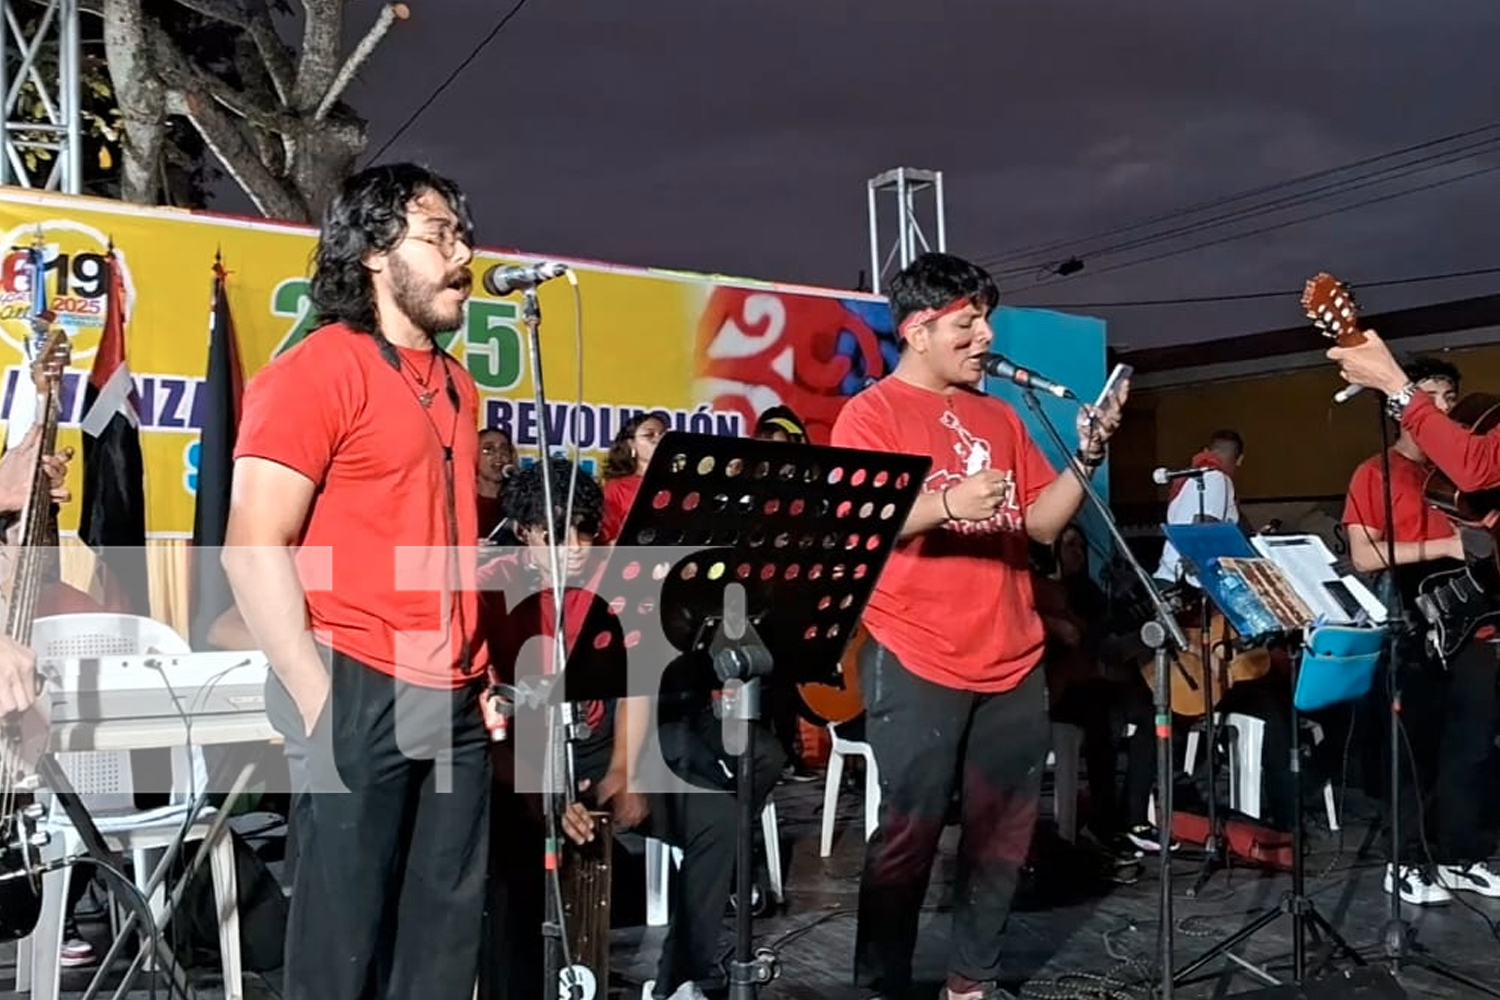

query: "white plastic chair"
left=16, top=613, right=244, bottom=1000
left=818, top=720, right=1083, bottom=857
left=644, top=799, right=782, bottom=928
left=1184, top=712, right=1339, bottom=832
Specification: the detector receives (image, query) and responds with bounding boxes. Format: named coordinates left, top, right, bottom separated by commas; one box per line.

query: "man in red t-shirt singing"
left=223, top=164, right=491, bottom=1000
left=831, top=253, right=1127, bottom=1000
left=1339, top=355, right=1500, bottom=905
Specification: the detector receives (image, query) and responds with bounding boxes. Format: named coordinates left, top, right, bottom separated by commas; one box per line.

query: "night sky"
left=236, top=0, right=1500, bottom=349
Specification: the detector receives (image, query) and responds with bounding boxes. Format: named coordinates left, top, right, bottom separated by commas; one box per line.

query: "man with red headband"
left=831, top=252, right=1127, bottom=1000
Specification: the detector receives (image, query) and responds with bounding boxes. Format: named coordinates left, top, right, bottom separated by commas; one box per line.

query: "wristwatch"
left=1385, top=382, right=1418, bottom=420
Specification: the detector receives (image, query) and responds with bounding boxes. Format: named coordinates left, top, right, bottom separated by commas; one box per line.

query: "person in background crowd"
left=751, top=404, right=819, bottom=782
left=1034, top=524, right=1161, bottom=859
left=602, top=411, right=668, bottom=542
left=754, top=405, right=808, bottom=444
left=477, top=426, right=518, bottom=541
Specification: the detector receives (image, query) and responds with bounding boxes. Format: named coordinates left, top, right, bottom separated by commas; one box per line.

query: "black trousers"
left=480, top=704, right=784, bottom=999
left=269, top=649, right=491, bottom=1000
left=1051, top=674, right=1155, bottom=833
left=854, top=642, right=1049, bottom=994
left=1381, top=640, right=1499, bottom=865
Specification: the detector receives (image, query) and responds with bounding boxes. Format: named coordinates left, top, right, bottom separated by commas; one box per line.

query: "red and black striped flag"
left=78, top=244, right=149, bottom=614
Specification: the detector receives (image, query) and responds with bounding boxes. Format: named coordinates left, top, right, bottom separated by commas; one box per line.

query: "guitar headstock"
left=1301, top=273, right=1365, bottom=347
left=29, top=319, right=70, bottom=394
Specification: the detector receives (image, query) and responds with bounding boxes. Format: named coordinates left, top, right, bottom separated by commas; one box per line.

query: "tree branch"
left=166, top=88, right=306, bottom=220
left=242, top=0, right=296, bottom=103
left=290, top=0, right=342, bottom=112
left=314, top=2, right=408, bottom=122
left=163, top=0, right=247, bottom=27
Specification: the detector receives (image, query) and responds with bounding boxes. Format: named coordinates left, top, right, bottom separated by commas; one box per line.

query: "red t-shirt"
left=603, top=474, right=642, bottom=544
left=234, top=323, right=488, bottom=689
left=831, top=377, right=1058, bottom=692
left=479, top=553, right=610, bottom=731
left=1403, top=393, right=1500, bottom=494
left=1341, top=449, right=1456, bottom=544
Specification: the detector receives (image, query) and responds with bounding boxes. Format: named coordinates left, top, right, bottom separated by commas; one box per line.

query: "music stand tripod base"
left=598, top=431, right=928, bottom=1000
left=1173, top=629, right=1372, bottom=992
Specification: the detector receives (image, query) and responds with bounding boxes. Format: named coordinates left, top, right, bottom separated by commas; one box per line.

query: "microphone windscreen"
left=1152, top=467, right=1170, bottom=485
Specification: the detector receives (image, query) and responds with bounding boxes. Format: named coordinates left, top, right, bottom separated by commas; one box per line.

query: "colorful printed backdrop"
left=0, top=188, right=897, bottom=537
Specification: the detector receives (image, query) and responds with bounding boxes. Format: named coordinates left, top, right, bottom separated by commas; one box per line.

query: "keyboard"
left=41, top=651, right=273, bottom=752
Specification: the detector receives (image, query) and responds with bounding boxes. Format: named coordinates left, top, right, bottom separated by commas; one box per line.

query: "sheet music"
left=1252, top=534, right=1388, bottom=625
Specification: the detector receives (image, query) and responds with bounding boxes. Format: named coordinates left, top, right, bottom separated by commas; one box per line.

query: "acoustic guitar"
left=0, top=322, right=70, bottom=942
left=559, top=811, right=611, bottom=1000
left=796, top=621, right=866, bottom=725
left=1302, top=271, right=1500, bottom=663
left=1140, top=611, right=1273, bottom=719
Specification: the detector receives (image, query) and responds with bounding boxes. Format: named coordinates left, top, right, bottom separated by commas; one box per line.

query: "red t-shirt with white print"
left=831, top=377, right=1058, bottom=692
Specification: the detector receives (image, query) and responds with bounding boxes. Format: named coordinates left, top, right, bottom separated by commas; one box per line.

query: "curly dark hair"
left=603, top=411, right=669, bottom=481
left=1402, top=355, right=1461, bottom=390
left=502, top=458, right=604, bottom=539
left=887, top=252, right=1000, bottom=341
left=309, top=163, right=473, bottom=336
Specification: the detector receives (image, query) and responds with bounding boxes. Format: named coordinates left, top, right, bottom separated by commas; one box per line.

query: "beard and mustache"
left=388, top=254, right=473, bottom=336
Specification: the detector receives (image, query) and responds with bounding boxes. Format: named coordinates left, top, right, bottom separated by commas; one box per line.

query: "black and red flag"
left=78, top=243, right=149, bottom=614
left=189, top=254, right=245, bottom=648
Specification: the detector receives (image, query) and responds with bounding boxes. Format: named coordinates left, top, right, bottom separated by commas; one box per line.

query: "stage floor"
left=5, top=778, right=1500, bottom=999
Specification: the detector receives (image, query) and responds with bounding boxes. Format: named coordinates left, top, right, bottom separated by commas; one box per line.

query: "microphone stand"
left=522, top=285, right=591, bottom=999
left=1019, top=388, right=1189, bottom=1000
left=1187, top=474, right=1230, bottom=899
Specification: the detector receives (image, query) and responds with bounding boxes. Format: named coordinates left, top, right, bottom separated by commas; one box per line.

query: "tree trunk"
left=100, top=0, right=167, bottom=204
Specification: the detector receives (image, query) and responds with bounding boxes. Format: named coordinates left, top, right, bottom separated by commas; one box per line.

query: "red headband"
left=897, top=296, right=974, bottom=340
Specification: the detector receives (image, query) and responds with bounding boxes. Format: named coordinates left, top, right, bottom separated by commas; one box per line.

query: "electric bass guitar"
left=0, top=321, right=70, bottom=941
left=1302, top=272, right=1500, bottom=664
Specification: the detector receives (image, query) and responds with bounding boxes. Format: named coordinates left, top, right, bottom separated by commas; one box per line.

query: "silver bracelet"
left=1385, top=382, right=1417, bottom=419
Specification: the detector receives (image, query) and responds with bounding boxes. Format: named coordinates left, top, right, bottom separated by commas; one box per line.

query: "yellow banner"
left=0, top=188, right=895, bottom=538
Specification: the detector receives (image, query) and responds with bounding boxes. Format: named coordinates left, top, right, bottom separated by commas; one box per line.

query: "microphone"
left=1334, top=384, right=1364, bottom=404
left=1152, top=466, right=1211, bottom=486
left=981, top=354, right=1076, bottom=399
left=481, top=261, right=570, bottom=296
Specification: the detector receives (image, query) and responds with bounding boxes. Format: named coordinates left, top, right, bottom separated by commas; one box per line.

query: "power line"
left=1020, top=264, right=1500, bottom=309
left=976, top=119, right=1500, bottom=270
left=365, top=0, right=535, bottom=165
left=995, top=134, right=1500, bottom=272
left=1000, top=161, right=1500, bottom=297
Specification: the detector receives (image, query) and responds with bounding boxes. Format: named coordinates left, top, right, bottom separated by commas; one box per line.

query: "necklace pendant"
left=418, top=390, right=435, bottom=408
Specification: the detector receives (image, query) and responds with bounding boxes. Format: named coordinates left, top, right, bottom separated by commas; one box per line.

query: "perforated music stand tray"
left=594, top=430, right=930, bottom=693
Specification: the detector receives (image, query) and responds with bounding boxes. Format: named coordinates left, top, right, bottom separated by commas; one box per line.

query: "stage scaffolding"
left=0, top=0, right=83, bottom=194
left=866, top=167, right=946, bottom=293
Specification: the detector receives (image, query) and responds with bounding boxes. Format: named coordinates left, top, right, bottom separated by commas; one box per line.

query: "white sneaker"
left=1385, top=864, right=1453, bottom=906
left=642, top=981, right=708, bottom=1000
left=1437, top=861, right=1500, bottom=898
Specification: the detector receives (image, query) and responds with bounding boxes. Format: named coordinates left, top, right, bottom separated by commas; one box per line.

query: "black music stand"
left=1164, top=535, right=1368, bottom=992
left=599, top=430, right=928, bottom=999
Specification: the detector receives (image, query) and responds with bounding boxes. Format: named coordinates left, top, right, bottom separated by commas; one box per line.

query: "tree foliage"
left=5, top=0, right=409, bottom=220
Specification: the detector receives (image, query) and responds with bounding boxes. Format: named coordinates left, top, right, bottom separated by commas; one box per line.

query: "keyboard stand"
left=33, top=752, right=255, bottom=1000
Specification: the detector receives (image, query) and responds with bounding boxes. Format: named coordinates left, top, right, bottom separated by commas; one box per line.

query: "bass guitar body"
left=1424, top=393, right=1500, bottom=528
left=797, top=622, right=867, bottom=726
left=0, top=321, right=69, bottom=941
